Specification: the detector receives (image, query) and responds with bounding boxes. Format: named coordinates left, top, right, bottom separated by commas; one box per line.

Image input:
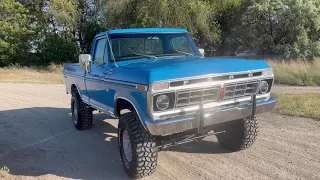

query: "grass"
left=268, top=59, right=320, bottom=86
left=273, top=93, right=320, bottom=120
left=0, top=63, right=319, bottom=120
left=0, top=166, right=9, bottom=179
left=0, top=64, right=64, bottom=84
left=1, top=59, right=320, bottom=86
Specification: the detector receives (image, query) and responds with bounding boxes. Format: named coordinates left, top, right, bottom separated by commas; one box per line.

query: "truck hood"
left=111, top=56, right=271, bottom=84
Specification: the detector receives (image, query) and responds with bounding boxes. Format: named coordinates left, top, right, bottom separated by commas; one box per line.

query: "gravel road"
left=271, top=85, right=320, bottom=94
left=0, top=83, right=319, bottom=180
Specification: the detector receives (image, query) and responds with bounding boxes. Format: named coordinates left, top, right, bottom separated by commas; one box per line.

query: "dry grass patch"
left=1, top=60, right=320, bottom=86
left=0, top=64, right=64, bottom=84
left=273, top=93, right=320, bottom=120
left=268, top=60, right=320, bottom=86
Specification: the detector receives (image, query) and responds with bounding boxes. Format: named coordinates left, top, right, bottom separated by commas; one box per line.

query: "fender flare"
left=70, top=84, right=82, bottom=97
left=114, top=97, right=148, bottom=132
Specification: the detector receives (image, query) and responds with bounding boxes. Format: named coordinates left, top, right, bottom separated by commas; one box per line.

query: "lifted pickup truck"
left=63, top=28, right=276, bottom=179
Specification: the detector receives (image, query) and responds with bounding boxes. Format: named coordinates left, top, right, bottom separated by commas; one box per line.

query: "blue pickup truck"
left=63, top=28, right=276, bottom=179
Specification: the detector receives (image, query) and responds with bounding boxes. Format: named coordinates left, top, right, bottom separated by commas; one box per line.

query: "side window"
left=170, top=36, right=190, bottom=52
left=93, top=38, right=106, bottom=65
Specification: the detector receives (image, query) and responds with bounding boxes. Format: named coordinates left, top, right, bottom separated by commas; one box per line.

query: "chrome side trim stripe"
left=64, top=73, right=146, bottom=90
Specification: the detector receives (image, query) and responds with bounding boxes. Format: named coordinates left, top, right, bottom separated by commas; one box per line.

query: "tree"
left=37, top=33, right=79, bottom=65
left=1, top=0, right=320, bottom=67
left=0, top=0, right=31, bottom=66
left=220, top=0, right=320, bottom=59
left=101, top=0, right=220, bottom=48
left=48, top=0, right=80, bottom=39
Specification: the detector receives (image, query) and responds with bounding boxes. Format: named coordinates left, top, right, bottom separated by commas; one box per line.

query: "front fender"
left=114, top=89, right=152, bottom=131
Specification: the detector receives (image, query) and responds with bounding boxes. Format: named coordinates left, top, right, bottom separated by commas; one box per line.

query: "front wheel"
left=118, top=112, right=158, bottom=179
left=215, top=117, right=258, bottom=151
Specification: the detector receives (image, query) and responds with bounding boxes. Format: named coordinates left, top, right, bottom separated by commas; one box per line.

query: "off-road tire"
left=118, top=112, right=157, bottom=179
left=215, top=117, right=258, bottom=151
left=71, top=89, right=93, bottom=130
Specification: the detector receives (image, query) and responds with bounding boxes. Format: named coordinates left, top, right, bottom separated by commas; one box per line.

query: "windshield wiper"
left=118, top=53, right=158, bottom=61
left=130, top=53, right=157, bottom=59
left=163, top=49, right=195, bottom=57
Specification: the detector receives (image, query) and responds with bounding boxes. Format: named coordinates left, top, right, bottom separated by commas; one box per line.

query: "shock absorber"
left=198, top=103, right=204, bottom=133
left=251, top=93, right=257, bottom=120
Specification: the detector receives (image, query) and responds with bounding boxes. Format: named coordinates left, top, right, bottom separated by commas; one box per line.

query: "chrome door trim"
left=65, top=73, right=145, bottom=90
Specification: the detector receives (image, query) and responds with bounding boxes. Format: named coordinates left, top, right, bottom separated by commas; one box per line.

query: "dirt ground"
left=0, top=83, right=319, bottom=180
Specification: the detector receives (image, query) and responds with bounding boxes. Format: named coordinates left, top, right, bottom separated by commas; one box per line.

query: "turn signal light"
left=136, top=85, right=147, bottom=91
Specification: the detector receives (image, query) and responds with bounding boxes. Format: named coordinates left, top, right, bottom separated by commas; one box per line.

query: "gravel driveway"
left=271, top=85, right=320, bottom=94
left=0, top=83, right=319, bottom=180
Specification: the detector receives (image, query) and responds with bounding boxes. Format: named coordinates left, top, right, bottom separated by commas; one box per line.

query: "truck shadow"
left=0, top=107, right=130, bottom=180
left=165, top=140, right=230, bottom=154
left=0, top=107, right=229, bottom=179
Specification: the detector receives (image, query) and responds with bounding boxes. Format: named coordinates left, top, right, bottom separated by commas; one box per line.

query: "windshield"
left=109, top=33, right=200, bottom=62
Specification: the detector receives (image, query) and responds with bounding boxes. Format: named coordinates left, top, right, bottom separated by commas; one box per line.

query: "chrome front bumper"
left=146, top=98, right=276, bottom=136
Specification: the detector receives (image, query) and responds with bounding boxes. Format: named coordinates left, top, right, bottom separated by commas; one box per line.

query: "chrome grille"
left=224, top=81, right=259, bottom=100
left=176, top=87, right=220, bottom=107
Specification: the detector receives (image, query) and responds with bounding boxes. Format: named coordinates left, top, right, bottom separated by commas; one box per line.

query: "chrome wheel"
left=122, top=130, right=132, bottom=162
left=72, top=102, right=78, bottom=125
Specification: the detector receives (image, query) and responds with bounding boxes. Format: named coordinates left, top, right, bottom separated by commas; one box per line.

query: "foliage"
left=102, top=0, right=220, bottom=47
left=0, top=0, right=31, bottom=66
left=48, top=0, right=80, bottom=36
left=36, top=33, right=79, bottom=65
left=1, top=0, right=320, bottom=66
left=81, top=21, right=107, bottom=53
left=221, top=0, right=320, bottom=59
left=0, top=166, right=9, bottom=173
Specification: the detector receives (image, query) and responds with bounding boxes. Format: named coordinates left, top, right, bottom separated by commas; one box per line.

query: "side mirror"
left=79, top=54, right=92, bottom=72
left=198, top=48, right=205, bottom=57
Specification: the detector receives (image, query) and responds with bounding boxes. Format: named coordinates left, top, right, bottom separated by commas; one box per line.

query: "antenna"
left=106, top=34, right=119, bottom=68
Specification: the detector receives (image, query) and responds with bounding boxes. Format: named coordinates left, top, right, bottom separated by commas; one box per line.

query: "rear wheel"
left=71, top=90, right=93, bottom=130
left=118, top=112, right=158, bottom=179
left=215, top=117, right=258, bottom=151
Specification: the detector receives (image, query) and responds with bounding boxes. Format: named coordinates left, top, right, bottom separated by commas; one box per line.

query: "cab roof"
left=95, top=28, right=188, bottom=38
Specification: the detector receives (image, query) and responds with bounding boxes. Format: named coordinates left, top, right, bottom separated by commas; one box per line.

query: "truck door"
left=85, top=36, right=111, bottom=111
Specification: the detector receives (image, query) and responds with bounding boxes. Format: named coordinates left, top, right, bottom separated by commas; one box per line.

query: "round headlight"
left=156, top=95, right=170, bottom=110
left=259, top=80, right=269, bottom=93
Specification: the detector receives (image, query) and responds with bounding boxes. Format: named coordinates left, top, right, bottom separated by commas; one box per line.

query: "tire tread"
left=71, top=89, right=93, bottom=130
left=216, top=117, right=258, bottom=151
left=119, top=112, right=157, bottom=179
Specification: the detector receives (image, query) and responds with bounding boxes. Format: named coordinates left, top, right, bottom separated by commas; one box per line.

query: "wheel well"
left=71, top=84, right=78, bottom=93
left=116, top=98, right=135, bottom=118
